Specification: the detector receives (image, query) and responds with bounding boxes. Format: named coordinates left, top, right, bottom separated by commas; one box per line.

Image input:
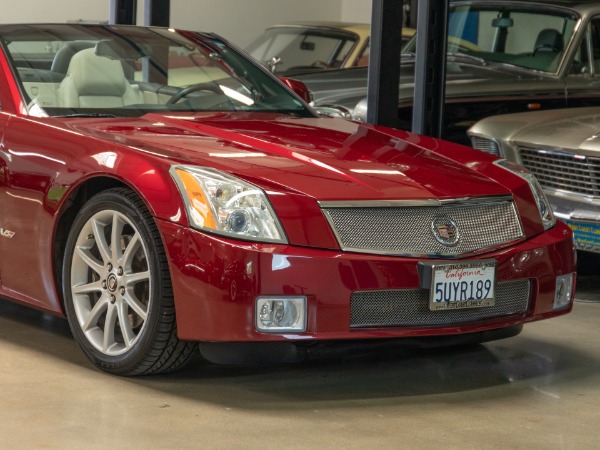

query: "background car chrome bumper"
left=549, top=194, right=600, bottom=221
left=548, top=194, right=600, bottom=253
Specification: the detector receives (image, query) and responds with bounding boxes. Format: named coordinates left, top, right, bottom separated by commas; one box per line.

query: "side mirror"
left=279, top=77, right=313, bottom=104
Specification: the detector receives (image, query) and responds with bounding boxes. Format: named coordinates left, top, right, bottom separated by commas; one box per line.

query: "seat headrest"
left=535, top=29, right=563, bottom=52
left=51, top=41, right=95, bottom=73
left=66, top=48, right=128, bottom=97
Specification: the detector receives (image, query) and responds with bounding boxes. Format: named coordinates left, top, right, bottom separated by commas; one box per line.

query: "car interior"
left=8, top=33, right=287, bottom=116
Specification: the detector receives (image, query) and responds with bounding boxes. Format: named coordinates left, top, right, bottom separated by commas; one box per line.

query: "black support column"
left=411, top=0, right=448, bottom=138
left=144, top=0, right=170, bottom=27
left=109, top=0, right=137, bottom=25
left=366, top=0, right=403, bottom=128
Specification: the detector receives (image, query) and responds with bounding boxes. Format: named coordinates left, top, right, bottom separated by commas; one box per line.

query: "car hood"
left=294, top=61, right=547, bottom=109
left=68, top=112, right=508, bottom=201
left=492, top=107, right=600, bottom=153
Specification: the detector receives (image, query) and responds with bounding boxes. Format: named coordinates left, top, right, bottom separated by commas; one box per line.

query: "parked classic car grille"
left=471, top=136, right=501, bottom=156
left=350, top=279, right=530, bottom=328
left=321, top=200, right=523, bottom=257
left=519, top=146, right=600, bottom=196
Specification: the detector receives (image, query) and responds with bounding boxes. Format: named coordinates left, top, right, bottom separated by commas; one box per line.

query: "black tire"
left=62, top=188, right=197, bottom=375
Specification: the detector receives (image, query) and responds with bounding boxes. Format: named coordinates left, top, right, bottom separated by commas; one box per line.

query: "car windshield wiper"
left=52, top=113, right=119, bottom=118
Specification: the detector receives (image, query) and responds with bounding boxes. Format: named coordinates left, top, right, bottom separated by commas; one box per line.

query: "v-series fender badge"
left=0, top=227, right=15, bottom=238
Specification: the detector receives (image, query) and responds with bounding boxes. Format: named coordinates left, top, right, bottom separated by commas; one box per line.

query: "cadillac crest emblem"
left=431, top=216, right=460, bottom=247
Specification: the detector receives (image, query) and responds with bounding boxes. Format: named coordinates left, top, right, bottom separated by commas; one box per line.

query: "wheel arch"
left=52, top=176, right=149, bottom=312
left=55, top=178, right=198, bottom=374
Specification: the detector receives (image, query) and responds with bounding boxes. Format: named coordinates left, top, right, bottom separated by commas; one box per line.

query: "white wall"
left=0, top=0, right=108, bottom=23
left=170, top=0, right=344, bottom=45
left=0, top=0, right=372, bottom=47
left=340, top=0, right=371, bottom=23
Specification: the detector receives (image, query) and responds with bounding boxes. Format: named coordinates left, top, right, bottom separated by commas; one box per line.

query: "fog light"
left=255, top=297, right=307, bottom=332
left=554, top=273, right=575, bottom=310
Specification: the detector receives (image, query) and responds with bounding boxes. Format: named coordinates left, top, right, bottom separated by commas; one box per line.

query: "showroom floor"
left=0, top=277, right=599, bottom=449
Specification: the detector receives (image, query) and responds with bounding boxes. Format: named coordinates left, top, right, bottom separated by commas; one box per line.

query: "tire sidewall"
left=62, top=189, right=165, bottom=375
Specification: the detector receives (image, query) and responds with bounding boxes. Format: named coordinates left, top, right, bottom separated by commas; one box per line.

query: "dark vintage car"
left=245, top=22, right=415, bottom=76
left=0, top=23, right=575, bottom=376
left=293, top=0, right=600, bottom=144
left=469, top=106, right=600, bottom=256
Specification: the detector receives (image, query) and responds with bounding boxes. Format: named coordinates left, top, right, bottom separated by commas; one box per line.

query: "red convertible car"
left=0, top=24, right=576, bottom=375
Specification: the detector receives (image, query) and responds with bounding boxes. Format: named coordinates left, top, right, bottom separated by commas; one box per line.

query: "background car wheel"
left=62, top=188, right=197, bottom=375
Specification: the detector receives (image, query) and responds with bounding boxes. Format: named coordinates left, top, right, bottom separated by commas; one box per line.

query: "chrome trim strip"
left=319, top=199, right=441, bottom=208
left=546, top=187, right=600, bottom=203
left=568, top=215, right=600, bottom=223
left=328, top=238, right=526, bottom=260
left=438, top=195, right=513, bottom=205
left=516, top=144, right=586, bottom=158
left=319, top=195, right=513, bottom=208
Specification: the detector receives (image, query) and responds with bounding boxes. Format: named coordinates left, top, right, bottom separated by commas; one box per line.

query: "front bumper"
left=548, top=193, right=600, bottom=253
left=158, top=219, right=576, bottom=342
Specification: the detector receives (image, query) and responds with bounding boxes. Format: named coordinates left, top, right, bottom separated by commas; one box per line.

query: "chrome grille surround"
left=470, top=135, right=501, bottom=156
left=350, top=279, right=530, bottom=328
left=321, top=197, right=524, bottom=258
left=518, top=146, right=600, bottom=197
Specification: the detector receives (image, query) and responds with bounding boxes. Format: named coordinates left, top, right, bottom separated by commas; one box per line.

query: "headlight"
left=495, top=159, right=556, bottom=230
left=170, top=165, right=287, bottom=243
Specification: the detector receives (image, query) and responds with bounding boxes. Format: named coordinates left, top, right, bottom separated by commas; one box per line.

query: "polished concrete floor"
left=1, top=277, right=599, bottom=449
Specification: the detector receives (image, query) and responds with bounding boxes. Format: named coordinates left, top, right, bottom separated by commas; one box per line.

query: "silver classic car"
left=468, top=106, right=600, bottom=254
left=293, top=0, right=600, bottom=145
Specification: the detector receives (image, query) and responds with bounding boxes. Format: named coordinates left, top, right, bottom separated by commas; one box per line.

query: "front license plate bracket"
left=418, top=259, right=497, bottom=311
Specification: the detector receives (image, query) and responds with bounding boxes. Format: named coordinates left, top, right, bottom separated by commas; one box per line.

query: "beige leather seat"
left=57, top=48, right=142, bottom=108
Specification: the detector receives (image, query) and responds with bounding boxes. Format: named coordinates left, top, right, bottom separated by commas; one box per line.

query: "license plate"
left=564, top=219, right=600, bottom=252
left=428, top=260, right=496, bottom=311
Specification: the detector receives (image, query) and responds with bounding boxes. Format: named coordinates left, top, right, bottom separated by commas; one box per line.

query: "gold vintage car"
left=245, top=22, right=415, bottom=76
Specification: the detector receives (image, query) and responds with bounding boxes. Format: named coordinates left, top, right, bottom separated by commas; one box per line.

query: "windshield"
left=405, top=4, right=578, bottom=73
left=0, top=24, right=314, bottom=118
left=245, top=26, right=359, bottom=74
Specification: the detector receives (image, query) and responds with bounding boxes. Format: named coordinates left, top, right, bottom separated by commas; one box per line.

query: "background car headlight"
left=170, top=165, right=287, bottom=243
left=495, top=159, right=556, bottom=230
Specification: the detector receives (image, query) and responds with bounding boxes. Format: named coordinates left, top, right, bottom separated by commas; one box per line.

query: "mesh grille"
left=471, top=136, right=501, bottom=156
left=519, top=146, right=600, bottom=197
left=322, top=201, right=523, bottom=256
left=350, top=279, right=530, bottom=328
